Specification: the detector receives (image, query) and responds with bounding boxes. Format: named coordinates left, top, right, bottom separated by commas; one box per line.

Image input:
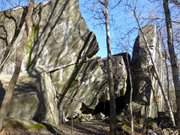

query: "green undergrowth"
left=4, top=118, right=46, bottom=132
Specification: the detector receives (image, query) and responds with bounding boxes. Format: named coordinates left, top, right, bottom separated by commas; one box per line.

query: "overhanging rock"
left=0, top=0, right=99, bottom=125
left=59, top=53, right=129, bottom=118
left=0, top=0, right=129, bottom=124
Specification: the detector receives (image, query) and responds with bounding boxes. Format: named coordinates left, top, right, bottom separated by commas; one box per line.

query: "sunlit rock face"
left=63, top=53, right=129, bottom=118
left=0, top=0, right=129, bottom=124
left=0, top=0, right=99, bottom=124
left=0, top=0, right=99, bottom=74
left=0, top=0, right=176, bottom=126
left=131, top=25, right=176, bottom=118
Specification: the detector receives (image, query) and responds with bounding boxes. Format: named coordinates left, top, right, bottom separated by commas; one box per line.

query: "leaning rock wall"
left=61, top=53, right=128, bottom=118
left=0, top=0, right=129, bottom=124
left=0, top=0, right=100, bottom=125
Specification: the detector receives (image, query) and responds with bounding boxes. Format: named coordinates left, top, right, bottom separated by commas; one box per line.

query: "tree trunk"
left=163, top=0, right=179, bottom=126
left=0, top=46, right=24, bottom=130
left=133, top=9, right=176, bottom=127
left=125, top=54, right=134, bottom=135
left=104, top=0, right=117, bottom=134
left=0, top=0, right=34, bottom=130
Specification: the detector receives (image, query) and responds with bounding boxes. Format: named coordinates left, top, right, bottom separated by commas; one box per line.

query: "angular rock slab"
left=131, top=25, right=176, bottom=118
left=0, top=0, right=98, bottom=125
left=59, top=53, right=129, bottom=118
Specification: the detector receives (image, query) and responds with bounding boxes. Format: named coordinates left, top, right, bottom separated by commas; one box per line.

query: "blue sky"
left=0, top=0, right=179, bottom=57
left=0, top=0, right=45, bottom=10
left=79, top=0, right=164, bottom=57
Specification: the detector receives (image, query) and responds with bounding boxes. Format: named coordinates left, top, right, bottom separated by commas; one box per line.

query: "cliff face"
left=0, top=0, right=97, bottom=125
left=0, top=0, right=99, bottom=73
left=0, top=0, right=177, bottom=131
left=0, top=0, right=129, bottom=126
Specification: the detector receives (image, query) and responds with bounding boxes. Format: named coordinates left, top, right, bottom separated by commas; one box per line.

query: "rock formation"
left=0, top=0, right=129, bottom=129
left=0, top=0, right=99, bottom=127
left=0, top=0, right=178, bottom=133
left=131, top=25, right=176, bottom=118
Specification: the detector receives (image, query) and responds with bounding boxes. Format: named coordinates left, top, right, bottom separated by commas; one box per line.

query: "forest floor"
left=0, top=75, right=179, bottom=135
left=60, top=120, right=180, bottom=135
left=0, top=119, right=179, bottom=135
left=60, top=120, right=110, bottom=135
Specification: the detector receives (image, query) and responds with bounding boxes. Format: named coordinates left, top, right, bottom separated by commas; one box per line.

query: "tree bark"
left=0, top=46, right=24, bottom=130
left=163, top=0, right=179, bottom=127
left=0, top=0, right=34, bottom=130
left=125, top=54, right=134, bottom=135
left=104, top=0, right=117, bottom=134
left=163, top=0, right=179, bottom=92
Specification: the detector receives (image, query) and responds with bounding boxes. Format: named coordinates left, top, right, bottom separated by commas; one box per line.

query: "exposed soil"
left=60, top=120, right=110, bottom=135
left=59, top=120, right=180, bottom=135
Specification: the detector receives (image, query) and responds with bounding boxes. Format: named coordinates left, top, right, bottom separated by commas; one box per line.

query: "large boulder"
left=61, top=53, right=129, bottom=119
left=0, top=0, right=99, bottom=126
left=0, top=0, right=130, bottom=126
left=0, top=75, right=39, bottom=120
left=131, top=25, right=176, bottom=118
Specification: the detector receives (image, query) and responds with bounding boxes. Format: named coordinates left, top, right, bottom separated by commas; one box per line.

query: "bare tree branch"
left=133, top=7, right=176, bottom=127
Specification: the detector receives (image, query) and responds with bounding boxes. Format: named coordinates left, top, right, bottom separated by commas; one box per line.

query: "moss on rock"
left=3, top=118, right=51, bottom=134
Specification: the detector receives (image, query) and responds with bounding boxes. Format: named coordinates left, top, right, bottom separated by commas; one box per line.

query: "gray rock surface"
left=131, top=25, right=176, bottom=118
left=0, top=0, right=129, bottom=125
left=0, top=0, right=177, bottom=129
